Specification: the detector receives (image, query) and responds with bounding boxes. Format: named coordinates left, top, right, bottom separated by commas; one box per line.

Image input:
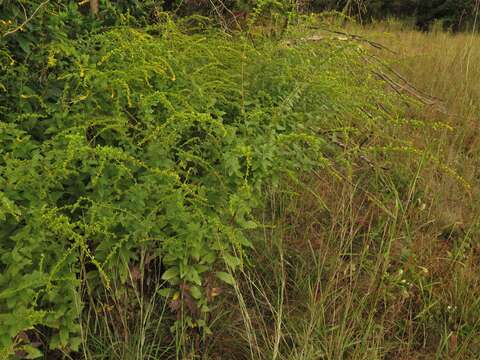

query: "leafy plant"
left=0, top=5, right=446, bottom=358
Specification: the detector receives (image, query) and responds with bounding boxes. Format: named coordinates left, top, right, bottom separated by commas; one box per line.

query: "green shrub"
left=0, top=12, right=426, bottom=357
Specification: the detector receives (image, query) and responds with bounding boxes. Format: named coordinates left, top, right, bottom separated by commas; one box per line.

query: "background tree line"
left=159, top=0, right=480, bottom=32
left=1, top=1, right=479, bottom=35
left=308, top=0, right=480, bottom=31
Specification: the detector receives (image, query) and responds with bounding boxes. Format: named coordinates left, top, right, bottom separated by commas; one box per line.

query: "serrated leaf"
left=235, top=234, right=253, bottom=248
left=242, top=220, right=257, bottom=229
left=157, top=288, right=173, bottom=297
left=59, top=327, right=69, bottom=345
left=216, top=271, right=235, bottom=286
left=201, top=252, right=216, bottom=264
left=223, top=253, right=241, bottom=269
left=189, top=285, right=202, bottom=299
left=186, top=268, right=202, bottom=286
left=23, top=345, right=42, bottom=359
left=161, top=267, right=179, bottom=282
left=69, top=336, right=82, bottom=352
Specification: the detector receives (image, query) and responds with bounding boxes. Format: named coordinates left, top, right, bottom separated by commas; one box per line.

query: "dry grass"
left=350, top=21, right=480, bottom=246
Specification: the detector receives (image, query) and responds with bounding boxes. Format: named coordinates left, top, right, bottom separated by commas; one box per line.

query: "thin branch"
left=2, top=0, right=50, bottom=37
left=306, top=25, right=398, bottom=54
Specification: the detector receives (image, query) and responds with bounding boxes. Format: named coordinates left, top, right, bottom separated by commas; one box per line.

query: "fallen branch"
left=325, top=28, right=398, bottom=54
left=305, top=25, right=398, bottom=54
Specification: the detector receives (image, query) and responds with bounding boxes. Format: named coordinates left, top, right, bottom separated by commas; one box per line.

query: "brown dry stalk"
left=90, top=0, right=99, bottom=16
left=2, top=0, right=50, bottom=37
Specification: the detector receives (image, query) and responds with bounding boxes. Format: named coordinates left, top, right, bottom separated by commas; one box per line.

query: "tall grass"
left=79, top=21, right=480, bottom=359
left=346, top=20, right=480, bottom=232
left=200, top=20, right=480, bottom=360
left=3, top=12, right=478, bottom=358
left=55, top=19, right=479, bottom=359
left=45, top=18, right=437, bottom=360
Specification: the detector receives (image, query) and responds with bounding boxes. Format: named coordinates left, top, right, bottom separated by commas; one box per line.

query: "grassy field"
left=77, top=23, right=480, bottom=360
left=2, top=12, right=479, bottom=359
left=90, top=24, right=480, bottom=360
left=200, top=23, right=480, bottom=360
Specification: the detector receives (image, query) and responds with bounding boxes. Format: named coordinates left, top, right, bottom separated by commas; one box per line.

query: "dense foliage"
left=0, top=1, right=451, bottom=358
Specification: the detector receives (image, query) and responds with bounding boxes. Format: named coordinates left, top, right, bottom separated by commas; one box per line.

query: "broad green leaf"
left=216, top=272, right=235, bottom=286
left=223, top=253, right=241, bottom=269
left=189, top=285, right=202, bottom=300
left=242, top=220, right=257, bottom=229
left=161, top=268, right=179, bottom=282
left=23, top=346, right=42, bottom=359
left=157, top=288, right=173, bottom=297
